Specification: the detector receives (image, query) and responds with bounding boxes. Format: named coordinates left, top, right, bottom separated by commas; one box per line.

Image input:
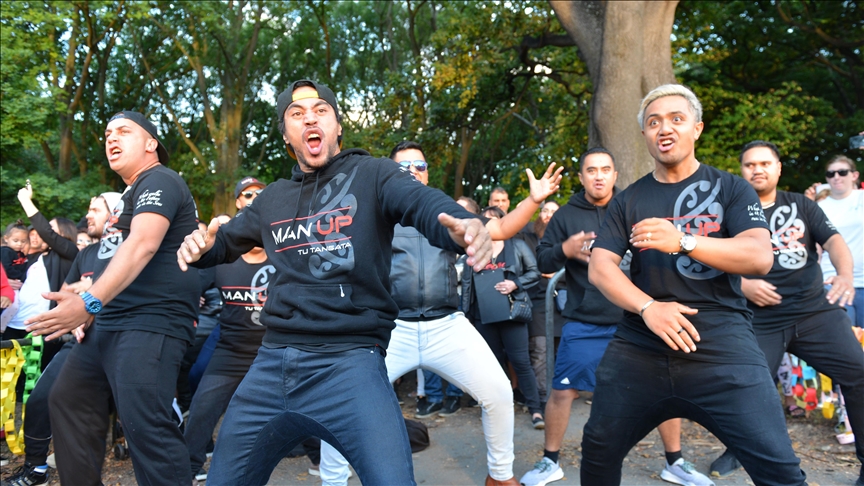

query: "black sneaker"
left=465, top=397, right=481, bottom=408
left=6, top=463, right=50, bottom=486
left=195, top=468, right=208, bottom=481
left=532, top=414, right=546, bottom=430
left=439, top=396, right=461, bottom=417
left=709, top=449, right=741, bottom=478
left=415, top=397, right=443, bottom=418
left=206, top=438, right=215, bottom=458
left=1, top=454, right=9, bottom=466
left=513, top=389, right=527, bottom=406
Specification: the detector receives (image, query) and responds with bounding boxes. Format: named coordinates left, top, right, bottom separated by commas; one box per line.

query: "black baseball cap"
left=276, top=80, right=342, bottom=159
left=234, top=176, right=266, bottom=199
left=107, top=111, right=169, bottom=163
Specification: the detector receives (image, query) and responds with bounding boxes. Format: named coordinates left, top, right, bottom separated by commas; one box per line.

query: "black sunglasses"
left=825, top=169, right=851, bottom=178
left=241, top=189, right=263, bottom=199
left=399, top=160, right=428, bottom=172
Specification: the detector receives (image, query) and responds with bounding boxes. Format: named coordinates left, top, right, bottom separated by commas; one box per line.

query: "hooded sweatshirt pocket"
left=264, top=283, right=380, bottom=333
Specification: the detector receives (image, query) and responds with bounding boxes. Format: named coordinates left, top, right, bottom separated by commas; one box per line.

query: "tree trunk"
left=550, top=0, right=678, bottom=188
left=453, top=126, right=475, bottom=199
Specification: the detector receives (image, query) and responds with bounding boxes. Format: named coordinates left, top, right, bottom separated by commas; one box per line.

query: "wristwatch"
left=80, top=291, right=103, bottom=315
left=679, top=233, right=697, bottom=254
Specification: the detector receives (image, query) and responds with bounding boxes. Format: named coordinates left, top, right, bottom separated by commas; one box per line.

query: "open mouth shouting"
left=108, top=146, right=123, bottom=161
left=304, top=129, right=324, bottom=156
left=658, top=137, right=675, bottom=153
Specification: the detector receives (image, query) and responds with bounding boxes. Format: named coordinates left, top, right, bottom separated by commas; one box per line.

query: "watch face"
left=682, top=234, right=697, bottom=252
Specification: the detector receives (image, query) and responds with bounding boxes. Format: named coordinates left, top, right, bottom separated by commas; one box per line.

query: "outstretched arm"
left=26, top=212, right=171, bottom=340
left=438, top=213, right=492, bottom=272
left=486, top=163, right=564, bottom=240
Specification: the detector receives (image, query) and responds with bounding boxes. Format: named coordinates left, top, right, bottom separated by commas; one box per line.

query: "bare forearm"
left=824, top=235, right=855, bottom=279
left=686, top=233, right=772, bottom=275
left=589, top=256, right=652, bottom=315
left=487, top=199, right=540, bottom=240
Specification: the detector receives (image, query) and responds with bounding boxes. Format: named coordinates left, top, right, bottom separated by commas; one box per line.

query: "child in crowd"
left=1, top=220, right=30, bottom=284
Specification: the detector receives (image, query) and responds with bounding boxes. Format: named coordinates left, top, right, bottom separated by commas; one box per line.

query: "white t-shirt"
left=819, top=190, right=864, bottom=287
left=6, top=255, right=51, bottom=330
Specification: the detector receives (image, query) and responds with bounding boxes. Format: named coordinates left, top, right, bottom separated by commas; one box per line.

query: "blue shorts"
left=552, top=321, right=617, bottom=392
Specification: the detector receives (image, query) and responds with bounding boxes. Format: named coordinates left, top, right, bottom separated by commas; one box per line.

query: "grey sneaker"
left=519, top=457, right=564, bottom=486
left=661, top=458, right=715, bottom=486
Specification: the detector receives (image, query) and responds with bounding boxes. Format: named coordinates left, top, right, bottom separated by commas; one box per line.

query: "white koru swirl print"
left=673, top=180, right=724, bottom=280
left=769, top=203, right=806, bottom=270
left=250, top=264, right=275, bottom=326
left=98, top=199, right=125, bottom=260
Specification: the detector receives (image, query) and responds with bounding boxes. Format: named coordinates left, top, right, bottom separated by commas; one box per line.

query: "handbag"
left=504, top=240, right=532, bottom=323
left=508, top=291, right=533, bottom=323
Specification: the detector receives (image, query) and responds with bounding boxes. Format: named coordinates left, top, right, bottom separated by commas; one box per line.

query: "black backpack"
left=404, top=417, right=430, bottom=453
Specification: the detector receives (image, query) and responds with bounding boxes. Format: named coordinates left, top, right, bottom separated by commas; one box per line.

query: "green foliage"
left=2, top=0, right=861, bottom=224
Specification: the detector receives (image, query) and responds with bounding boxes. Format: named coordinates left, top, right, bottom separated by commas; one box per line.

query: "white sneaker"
left=46, top=453, right=56, bottom=469
left=519, top=457, right=564, bottom=486
left=661, top=458, right=715, bottom=486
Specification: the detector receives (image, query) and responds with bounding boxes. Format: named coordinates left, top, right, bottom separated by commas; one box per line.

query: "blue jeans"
left=581, top=338, right=806, bottom=486
left=423, top=370, right=463, bottom=403
left=207, top=345, right=415, bottom=485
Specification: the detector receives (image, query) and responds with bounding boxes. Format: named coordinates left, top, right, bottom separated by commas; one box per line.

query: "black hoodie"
left=195, top=149, right=477, bottom=349
left=536, top=189, right=627, bottom=325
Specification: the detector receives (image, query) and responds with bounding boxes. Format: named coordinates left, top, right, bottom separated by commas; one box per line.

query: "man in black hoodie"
left=177, top=80, right=493, bottom=486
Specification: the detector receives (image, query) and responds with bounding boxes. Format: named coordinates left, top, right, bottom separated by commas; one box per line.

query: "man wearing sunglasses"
left=319, top=140, right=569, bottom=486
left=234, top=176, right=266, bottom=209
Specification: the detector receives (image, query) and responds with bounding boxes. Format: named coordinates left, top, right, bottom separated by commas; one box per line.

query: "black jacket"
left=195, top=149, right=478, bottom=348
left=390, top=224, right=459, bottom=320
left=536, top=189, right=625, bottom=325
left=30, top=212, right=78, bottom=310
left=461, top=237, right=540, bottom=319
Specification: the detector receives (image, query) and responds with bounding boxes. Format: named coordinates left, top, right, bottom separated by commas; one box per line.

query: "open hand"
left=561, top=231, right=595, bottom=263
left=741, top=278, right=782, bottom=307
left=630, top=218, right=683, bottom=254
left=642, top=301, right=700, bottom=353
left=528, top=163, right=564, bottom=203
left=25, top=291, right=93, bottom=341
left=824, top=276, right=855, bottom=307
left=438, top=213, right=492, bottom=272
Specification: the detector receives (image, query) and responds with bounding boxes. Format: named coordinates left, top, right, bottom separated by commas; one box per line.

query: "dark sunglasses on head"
left=241, top=189, right=263, bottom=199
left=399, top=160, right=428, bottom=172
left=826, top=169, right=851, bottom=178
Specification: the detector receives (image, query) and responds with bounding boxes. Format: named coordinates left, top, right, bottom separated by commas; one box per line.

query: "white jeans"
left=319, top=312, right=515, bottom=483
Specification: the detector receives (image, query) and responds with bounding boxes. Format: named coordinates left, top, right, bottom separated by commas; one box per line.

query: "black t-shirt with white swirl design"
left=94, top=165, right=201, bottom=343
left=746, top=190, right=840, bottom=331
left=206, top=256, right=274, bottom=376
left=595, top=164, right=771, bottom=365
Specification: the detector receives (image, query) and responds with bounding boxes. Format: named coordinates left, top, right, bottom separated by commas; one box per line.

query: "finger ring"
left=844, top=291, right=851, bottom=295
left=647, top=232, right=652, bottom=239
left=676, top=328, right=685, bottom=334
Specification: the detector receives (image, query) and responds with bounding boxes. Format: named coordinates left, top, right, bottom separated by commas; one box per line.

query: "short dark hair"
left=481, top=206, right=506, bottom=219
left=389, top=141, right=425, bottom=160
left=457, top=196, right=480, bottom=214
left=579, top=147, right=615, bottom=172
left=739, top=140, right=780, bottom=163
left=490, top=186, right=508, bottom=196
